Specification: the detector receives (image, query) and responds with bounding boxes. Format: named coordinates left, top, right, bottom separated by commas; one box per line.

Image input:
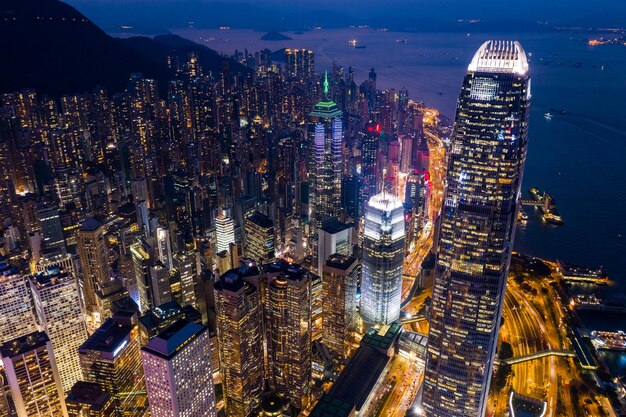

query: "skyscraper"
left=29, top=267, right=88, bottom=392
left=244, top=211, right=275, bottom=264
left=422, top=40, right=530, bottom=417
left=317, top=218, right=353, bottom=275
left=266, top=264, right=311, bottom=409
left=360, top=192, right=405, bottom=325
left=76, top=217, right=110, bottom=318
left=322, top=254, right=359, bottom=358
left=1, top=331, right=68, bottom=417
left=215, top=213, right=236, bottom=254
left=308, top=73, right=343, bottom=252
left=0, top=262, right=37, bottom=344
left=213, top=264, right=264, bottom=417
left=78, top=313, right=149, bottom=417
left=141, top=320, right=217, bottom=417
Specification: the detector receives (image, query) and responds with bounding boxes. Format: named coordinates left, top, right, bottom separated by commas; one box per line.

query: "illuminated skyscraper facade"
left=213, top=265, right=264, bottom=417
left=1, top=332, right=68, bottom=417
left=141, top=320, right=217, bottom=417
left=244, top=211, right=275, bottom=264
left=322, top=254, right=358, bottom=358
left=0, top=262, right=37, bottom=344
left=309, top=73, right=343, bottom=259
left=78, top=314, right=149, bottom=417
left=29, top=267, right=88, bottom=392
left=266, top=264, right=311, bottom=409
left=76, top=217, right=110, bottom=318
left=360, top=192, right=405, bottom=325
left=422, top=40, right=531, bottom=417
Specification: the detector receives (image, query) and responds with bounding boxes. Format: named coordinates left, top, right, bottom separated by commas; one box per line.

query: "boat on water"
left=528, top=188, right=564, bottom=225
left=544, top=112, right=553, bottom=120
left=591, top=330, right=626, bottom=351
left=517, top=207, right=529, bottom=223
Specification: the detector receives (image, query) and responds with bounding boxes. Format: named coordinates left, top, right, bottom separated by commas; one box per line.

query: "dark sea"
left=168, top=27, right=626, bottom=375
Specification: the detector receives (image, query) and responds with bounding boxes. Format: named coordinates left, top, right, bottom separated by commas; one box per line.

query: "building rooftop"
left=262, top=259, right=309, bottom=282
left=80, top=216, right=102, bottom=232
left=467, top=40, right=529, bottom=75
left=246, top=211, right=273, bottom=229
left=327, top=345, right=390, bottom=412
left=325, top=254, right=357, bottom=271
left=0, top=331, right=49, bottom=358
left=215, top=262, right=260, bottom=293
left=310, top=394, right=355, bottom=417
left=30, top=266, right=71, bottom=288
left=368, top=191, right=403, bottom=212
left=143, top=319, right=206, bottom=359
left=320, top=218, right=353, bottom=234
left=79, top=317, right=132, bottom=359
left=361, top=322, right=403, bottom=353
left=66, top=381, right=112, bottom=411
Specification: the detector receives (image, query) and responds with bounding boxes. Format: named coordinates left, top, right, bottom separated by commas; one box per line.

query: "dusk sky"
left=64, top=0, right=626, bottom=30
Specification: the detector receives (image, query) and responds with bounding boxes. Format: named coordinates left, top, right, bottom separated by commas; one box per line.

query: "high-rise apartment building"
left=266, top=264, right=311, bottom=409
left=1, top=332, right=68, bottom=417
left=37, top=204, right=66, bottom=251
left=285, top=49, right=314, bottom=78
left=322, top=254, right=359, bottom=358
left=422, top=40, right=531, bottom=417
left=360, top=192, right=405, bottom=325
left=29, top=267, right=88, bottom=392
left=141, top=320, right=217, bottom=417
left=213, top=264, right=264, bottom=417
left=0, top=262, right=36, bottom=344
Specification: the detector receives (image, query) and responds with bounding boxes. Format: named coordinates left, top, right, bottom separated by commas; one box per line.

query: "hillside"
left=0, top=0, right=247, bottom=96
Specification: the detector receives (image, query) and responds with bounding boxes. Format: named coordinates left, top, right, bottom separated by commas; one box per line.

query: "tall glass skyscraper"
left=360, top=192, right=405, bottom=325
left=422, top=40, right=531, bottom=417
left=309, top=72, right=343, bottom=267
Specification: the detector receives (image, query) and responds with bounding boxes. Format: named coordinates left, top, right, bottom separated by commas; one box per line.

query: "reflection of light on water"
left=600, top=351, right=626, bottom=377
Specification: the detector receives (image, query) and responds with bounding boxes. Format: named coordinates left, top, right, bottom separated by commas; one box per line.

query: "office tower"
left=317, top=218, right=353, bottom=275
left=29, top=267, right=88, bottom=392
left=173, top=252, right=199, bottom=309
left=149, top=262, right=171, bottom=307
left=360, top=192, right=405, bottom=325
left=0, top=262, right=36, bottom=344
left=361, top=124, right=380, bottom=207
left=213, top=265, right=264, bottom=417
left=215, top=213, right=236, bottom=254
left=422, top=40, right=530, bottom=417
left=65, top=381, right=116, bottom=417
left=266, top=265, right=311, bottom=409
left=78, top=314, right=148, bottom=417
left=155, top=227, right=173, bottom=269
left=76, top=217, right=110, bottom=316
left=244, top=211, right=275, bottom=264
left=37, top=205, right=66, bottom=251
left=130, top=239, right=151, bottom=313
left=309, top=72, right=343, bottom=250
left=141, top=320, right=217, bottom=417
left=322, top=254, right=359, bottom=358
left=1, top=332, right=68, bottom=417
left=400, top=134, right=413, bottom=173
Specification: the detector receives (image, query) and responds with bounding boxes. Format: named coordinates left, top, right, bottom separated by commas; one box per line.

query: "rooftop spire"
left=323, top=70, right=329, bottom=97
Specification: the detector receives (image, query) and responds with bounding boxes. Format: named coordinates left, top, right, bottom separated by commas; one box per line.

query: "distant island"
left=261, top=31, right=292, bottom=41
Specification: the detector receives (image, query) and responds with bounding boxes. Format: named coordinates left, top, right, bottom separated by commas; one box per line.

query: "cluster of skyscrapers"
left=0, top=33, right=530, bottom=417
